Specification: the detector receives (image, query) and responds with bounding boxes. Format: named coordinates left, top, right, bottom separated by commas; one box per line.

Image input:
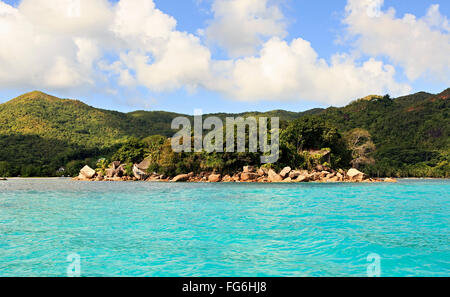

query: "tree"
left=344, top=128, right=376, bottom=169
left=96, top=158, right=109, bottom=175
left=112, top=137, right=147, bottom=164
left=0, top=161, right=11, bottom=177
left=280, top=116, right=350, bottom=169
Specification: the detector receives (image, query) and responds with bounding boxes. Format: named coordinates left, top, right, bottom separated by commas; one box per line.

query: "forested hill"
left=314, top=89, right=449, bottom=176
left=0, top=89, right=448, bottom=177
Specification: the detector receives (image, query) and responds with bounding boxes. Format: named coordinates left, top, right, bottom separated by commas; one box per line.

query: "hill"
left=0, top=89, right=448, bottom=177
left=0, top=91, right=181, bottom=176
left=314, top=90, right=449, bottom=176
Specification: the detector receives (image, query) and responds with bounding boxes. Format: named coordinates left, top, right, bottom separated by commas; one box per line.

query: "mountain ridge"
left=0, top=89, right=448, bottom=177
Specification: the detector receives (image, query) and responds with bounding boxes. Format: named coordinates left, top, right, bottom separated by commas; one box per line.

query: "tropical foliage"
left=0, top=89, right=448, bottom=177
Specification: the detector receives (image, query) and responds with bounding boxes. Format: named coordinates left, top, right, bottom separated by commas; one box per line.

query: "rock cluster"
left=73, top=160, right=152, bottom=182
left=168, top=166, right=390, bottom=183
left=74, top=161, right=396, bottom=183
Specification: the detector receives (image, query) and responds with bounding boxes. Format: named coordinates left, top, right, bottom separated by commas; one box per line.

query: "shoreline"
left=3, top=166, right=448, bottom=183
left=2, top=177, right=448, bottom=181
left=74, top=165, right=399, bottom=183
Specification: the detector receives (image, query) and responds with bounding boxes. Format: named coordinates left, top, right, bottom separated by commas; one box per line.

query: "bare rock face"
left=268, top=169, right=283, bottom=182
left=282, top=177, right=292, bottom=183
left=326, top=172, right=336, bottom=179
left=222, top=175, right=233, bottom=182
left=384, top=178, right=398, bottom=183
left=257, top=168, right=266, bottom=177
left=232, top=173, right=241, bottom=182
left=146, top=175, right=161, bottom=182
left=111, top=161, right=121, bottom=170
left=133, top=164, right=148, bottom=180
left=257, top=177, right=269, bottom=183
left=243, top=166, right=255, bottom=173
left=347, top=168, right=365, bottom=182
left=208, top=174, right=222, bottom=183
left=319, top=171, right=330, bottom=178
left=241, top=172, right=259, bottom=181
left=172, top=173, right=194, bottom=182
left=309, top=172, right=321, bottom=181
left=279, top=167, right=292, bottom=178
left=137, top=159, right=151, bottom=171
left=114, top=165, right=125, bottom=178
left=295, top=175, right=307, bottom=182
left=80, top=166, right=96, bottom=179
left=105, top=168, right=116, bottom=178
left=327, top=176, right=340, bottom=182
left=289, top=170, right=301, bottom=179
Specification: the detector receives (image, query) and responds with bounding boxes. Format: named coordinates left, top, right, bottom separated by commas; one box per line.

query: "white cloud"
left=0, top=0, right=110, bottom=89
left=0, top=0, right=416, bottom=106
left=344, top=0, right=450, bottom=82
left=209, top=38, right=411, bottom=105
left=111, top=0, right=176, bottom=44
left=204, top=0, right=287, bottom=57
left=108, top=0, right=212, bottom=92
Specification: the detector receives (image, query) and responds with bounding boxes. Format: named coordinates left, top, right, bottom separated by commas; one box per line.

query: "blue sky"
left=0, top=0, right=448, bottom=114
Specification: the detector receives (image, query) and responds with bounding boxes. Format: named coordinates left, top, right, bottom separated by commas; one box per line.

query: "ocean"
left=0, top=178, right=449, bottom=277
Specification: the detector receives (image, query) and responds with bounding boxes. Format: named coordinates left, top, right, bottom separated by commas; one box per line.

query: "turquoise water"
left=0, top=179, right=449, bottom=277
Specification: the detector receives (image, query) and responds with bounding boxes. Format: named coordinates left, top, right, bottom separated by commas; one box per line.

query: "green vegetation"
left=0, top=89, right=448, bottom=178
left=279, top=116, right=351, bottom=171
left=315, top=91, right=450, bottom=177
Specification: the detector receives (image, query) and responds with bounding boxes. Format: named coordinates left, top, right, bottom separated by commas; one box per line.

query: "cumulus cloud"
left=109, top=0, right=212, bottom=92
left=0, top=0, right=419, bottom=106
left=209, top=38, right=411, bottom=105
left=344, top=0, right=450, bottom=82
left=204, top=0, right=287, bottom=57
left=0, top=0, right=111, bottom=89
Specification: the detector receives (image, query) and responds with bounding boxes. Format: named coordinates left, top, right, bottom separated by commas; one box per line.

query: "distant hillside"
left=0, top=91, right=183, bottom=175
left=315, top=90, right=449, bottom=176
left=0, top=89, right=448, bottom=177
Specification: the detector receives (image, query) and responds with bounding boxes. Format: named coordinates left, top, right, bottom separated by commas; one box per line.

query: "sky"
left=0, top=0, right=448, bottom=114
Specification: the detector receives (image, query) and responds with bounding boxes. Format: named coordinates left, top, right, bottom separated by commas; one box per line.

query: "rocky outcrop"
left=73, top=160, right=393, bottom=184
left=295, top=174, right=309, bottom=182
left=222, top=175, right=233, bottom=182
left=257, top=168, right=267, bottom=176
left=384, top=178, right=398, bottom=183
left=172, top=173, right=194, bottom=182
left=279, top=167, right=292, bottom=178
left=268, top=169, right=283, bottom=182
left=243, top=166, right=255, bottom=173
left=241, top=172, right=259, bottom=182
left=115, top=165, right=125, bottom=177
left=80, top=166, right=96, bottom=179
left=289, top=170, right=303, bottom=179
left=208, top=174, right=222, bottom=183
left=133, top=164, right=148, bottom=181
left=137, top=159, right=151, bottom=171
left=347, top=168, right=365, bottom=182
left=105, top=168, right=116, bottom=178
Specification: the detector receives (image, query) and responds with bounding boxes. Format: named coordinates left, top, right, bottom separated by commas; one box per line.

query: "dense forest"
left=0, top=89, right=448, bottom=178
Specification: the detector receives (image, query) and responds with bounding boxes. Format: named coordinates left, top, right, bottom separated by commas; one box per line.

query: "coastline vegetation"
left=0, top=89, right=448, bottom=178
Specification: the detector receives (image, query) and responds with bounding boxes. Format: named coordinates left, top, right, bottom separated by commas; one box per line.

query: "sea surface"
left=0, top=178, right=449, bottom=277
